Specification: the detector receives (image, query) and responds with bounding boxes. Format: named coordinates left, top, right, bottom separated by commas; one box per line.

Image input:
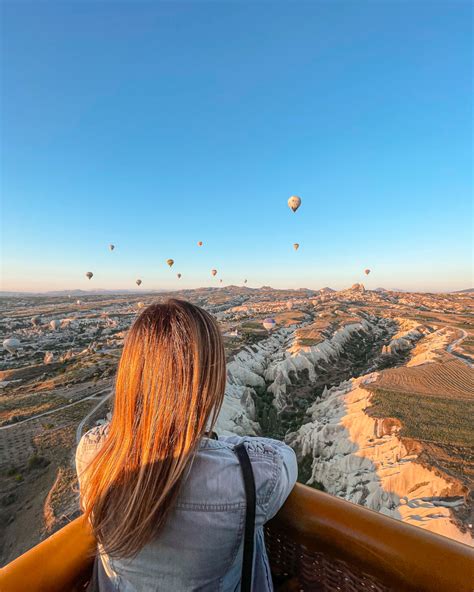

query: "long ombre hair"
left=80, top=299, right=226, bottom=558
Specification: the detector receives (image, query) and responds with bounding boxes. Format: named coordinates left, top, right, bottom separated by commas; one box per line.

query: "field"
left=367, top=387, right=474, bottom=448
left=370, top=357, right=473, bottom=401
left=366, top=355, right=474, bottom=528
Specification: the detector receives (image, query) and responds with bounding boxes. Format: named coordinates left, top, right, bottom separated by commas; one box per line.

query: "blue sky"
left=1, top=1, right=472, bottom=292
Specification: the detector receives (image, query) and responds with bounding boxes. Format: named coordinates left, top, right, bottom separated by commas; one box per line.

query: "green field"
left=367, top=387, right=474, bottom=447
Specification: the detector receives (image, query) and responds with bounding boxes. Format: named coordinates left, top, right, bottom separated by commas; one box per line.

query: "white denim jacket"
left=76, top=424, right=298, bottom=592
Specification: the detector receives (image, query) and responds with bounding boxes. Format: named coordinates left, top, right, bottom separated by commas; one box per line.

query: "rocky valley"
left=1, top=285, right=473, bottom=564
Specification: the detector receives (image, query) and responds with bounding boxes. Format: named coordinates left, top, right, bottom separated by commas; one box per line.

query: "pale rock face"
left=216, top=316, right=390, bottom=438
left=386, top=318, right=425, bottom=354
left=216, top=378, right=263, bottom=436
left=43, top=351, right=54, bottom=364
left=408, top=326, right=462, bottom=366
left=288, top=377, right=473, bottom=546
left=266, top=319, right=388, bottom=411
left=217, top=328, right=293, bottom=435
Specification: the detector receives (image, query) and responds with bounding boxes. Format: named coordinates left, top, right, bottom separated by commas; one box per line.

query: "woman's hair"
left=80, top=299, right=226, bottom=558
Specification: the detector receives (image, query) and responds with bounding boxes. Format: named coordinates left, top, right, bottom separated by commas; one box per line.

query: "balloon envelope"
left=263, top=318, right=276, bottom=330
left=136, top=279, right=142, bottom=286
left=211, top=269, right=217, bottom=277
left=167, top=259, right=174, bottom=267
left=293, top=243, right=299, bottom=251
left=3, top=338, right=20, bottom=354
left=177, top=273, right=182, bottom=279
left=288, top=195, right=301, bottom=212
left=197, top=241, right=203, bottom=246
left=86, top=272, right=93, bottom=280
left=49, top=320, right=61, bottom=331
left=364, top=269, right=371, bottom=275
left=109, top=244, right=115, bottom=251
left=286, top=301, right=294, bottom=310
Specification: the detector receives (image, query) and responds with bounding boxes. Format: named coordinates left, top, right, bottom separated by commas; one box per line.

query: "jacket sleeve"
left=220, top=435, right=298, bottom=523
left=261, top=438, right=298, bottom=522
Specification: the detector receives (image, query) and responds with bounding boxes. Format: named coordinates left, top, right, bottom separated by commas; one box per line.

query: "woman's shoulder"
left=218, top=434, right=296, bottom=459
left=212, top=435, right=298, bottom=521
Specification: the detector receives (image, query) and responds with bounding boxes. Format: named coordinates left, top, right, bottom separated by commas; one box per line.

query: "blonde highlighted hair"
left=81, top=299, right=226, bottom=557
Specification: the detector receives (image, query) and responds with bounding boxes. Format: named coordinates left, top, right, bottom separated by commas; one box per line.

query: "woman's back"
left=77, top=423, right=297, bottom=592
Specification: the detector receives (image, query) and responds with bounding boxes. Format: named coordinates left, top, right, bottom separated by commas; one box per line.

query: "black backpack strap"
left=234, top=442, right=256, bottom=592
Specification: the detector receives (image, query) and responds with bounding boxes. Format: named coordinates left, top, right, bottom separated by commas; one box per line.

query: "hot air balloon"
left=177, top=273, right=182, bottom=279
left=244, top=279, right=248, bottom=284
left=364, top=269, right=371, bottom=275
left=76, top=300, right=82, bottom=306
left=86, top=272, right=93, bottom=280
left=197, top=241, right=203, bottom=247
left=137, top=302, right=145, bottom=309
left=286, top=301, right=294, bottom=310
left=49, top=319, right=61, bottom=331
left=31, top=316, right=40, bottom=327
left=263, top=318, right=276, bottom=331
left=3, top=338, right=20, bottom=354
left=167, top=259, right=174, bottom=268
left=293, top=243, right=299, bottom=251
left=109, top=244, right=115, bottom=251
left=136, top=279, right=142, bottom=286
left=288, top=195, right=301, bottom=213
left=211, top=269, right=217, bottom=277
left=219, top=279, right=223, bottom=284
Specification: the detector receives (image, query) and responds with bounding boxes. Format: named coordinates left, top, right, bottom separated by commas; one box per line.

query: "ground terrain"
left=1, top=285, right=473, bottom=564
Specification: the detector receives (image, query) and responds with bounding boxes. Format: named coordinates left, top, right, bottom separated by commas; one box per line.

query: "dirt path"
left=447, top=328, right=473, bottom=367
left=75, top=391, right=111, bottom=444
left=0, top=386, right=111, bottom=431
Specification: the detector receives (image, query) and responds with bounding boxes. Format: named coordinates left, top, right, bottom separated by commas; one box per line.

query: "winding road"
left=75, top=390, right=111, bottom=444
left=0, top=386, right=111, bottom=431
left=447, top=328, right=473, bottom=367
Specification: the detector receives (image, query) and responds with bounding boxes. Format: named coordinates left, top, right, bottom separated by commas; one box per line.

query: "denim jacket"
left=76, top=424, right=298, bottom=591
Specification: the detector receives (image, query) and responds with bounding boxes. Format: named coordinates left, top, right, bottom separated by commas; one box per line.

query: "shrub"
left=27, top=455, right=50, bottom=471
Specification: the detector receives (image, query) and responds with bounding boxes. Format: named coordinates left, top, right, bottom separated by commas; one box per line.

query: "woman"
left=76, top=299, right=297, bottom=591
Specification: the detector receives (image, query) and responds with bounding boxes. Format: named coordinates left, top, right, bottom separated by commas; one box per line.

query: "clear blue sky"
left=1, top=1, right=472, bottom=292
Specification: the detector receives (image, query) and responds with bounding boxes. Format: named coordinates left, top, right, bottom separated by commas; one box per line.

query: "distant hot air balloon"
left=293, top=243, right=299, bottom=251
left=177, top=273, right=182, bottom=279
left=137, top=302, right=145, bottom=309
left=197, top=241, right=203, bottom=247
left=364, top=269, right=371, bottom=275
left=244, top=279, right=248, bottom=284
left=31, top=316, right=40, bottom=327
left=288, top=195, right=301, bottom=213
left=219, top=279, right=223, bottom=284
left=86, top=272, right=93, bottom=280
left=211, top=269, right=217, bottom=277
left=263, top=318, right=276, bottom=331
left=109, top=244, right=115, bottom=251
left=76, top=300, right=82, bottom=306
left=3, top=338, right=20, bottom=354
left=136, top=279, right=142, bottom=286
left=167, top=259, right=174, bottom=268
left=49, top=319, right=61, bottom=331
left=287, top=300, right=294, bottom=310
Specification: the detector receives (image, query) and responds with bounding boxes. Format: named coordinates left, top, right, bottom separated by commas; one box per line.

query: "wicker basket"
left=265, top=525, right=391, bottom=592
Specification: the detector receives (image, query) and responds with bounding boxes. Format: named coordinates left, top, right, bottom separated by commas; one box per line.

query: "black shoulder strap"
left=234, top=442, right=256, bottom=592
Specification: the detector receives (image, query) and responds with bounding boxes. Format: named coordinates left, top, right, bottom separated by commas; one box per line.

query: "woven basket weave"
left=265, top=525, right=391, bottom=592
